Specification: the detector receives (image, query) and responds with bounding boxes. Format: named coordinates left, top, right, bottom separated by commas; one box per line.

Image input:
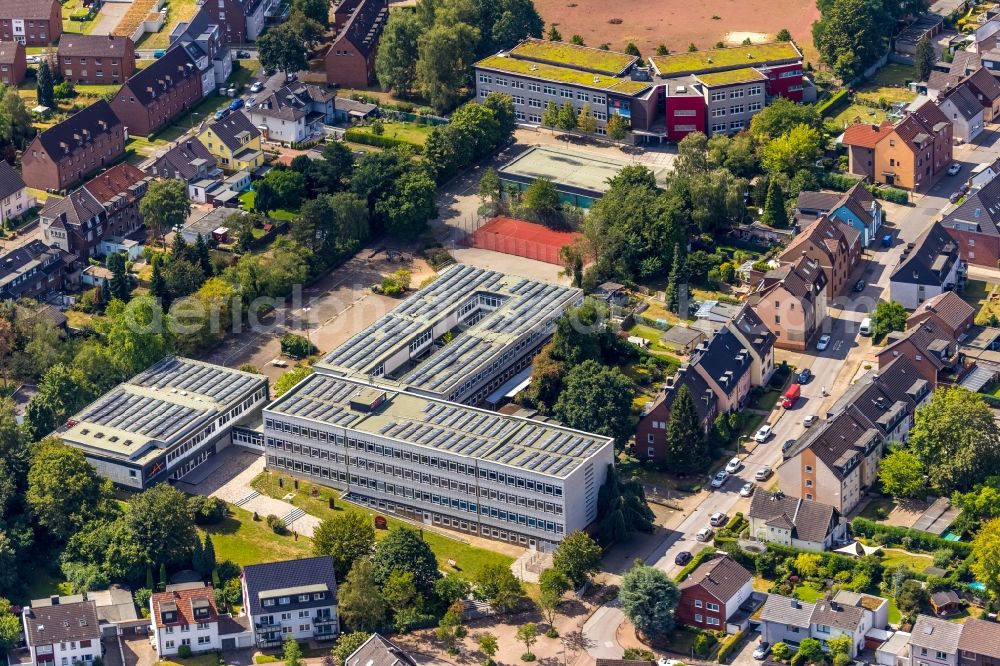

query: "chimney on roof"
left=50, top=595, right=59, bottom=605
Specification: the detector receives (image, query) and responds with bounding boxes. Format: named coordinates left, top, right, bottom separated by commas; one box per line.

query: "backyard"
left=963, top=279, right=1000, bottom=324
left=239, top=191, right=299, bottom=221
left=827, top=63, right=918, bottom=131
left=350, top=120, right=435, bottom=147
left=200, top=505, right=312, bottom=567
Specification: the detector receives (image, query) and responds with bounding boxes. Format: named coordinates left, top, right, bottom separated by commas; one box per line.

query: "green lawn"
left=200, top=506, right=312, bottom=567
left=239, top=191, right=298, bottom=221
left=251, top=471, right=515, bottom=581
left=752, top=389, right=782, bottom=412
left=351, top=121, right=434, bottom=146
left=61, top=0, right=98, bottom=35
left=964, top=280, right=1000, bottom=325
left=75, top=84, right=124, bottom=98
left=828, top=103, right=888, bottom=131
left=163, top=656, right=223, bottom=666
left=858, top=496, right=896, bottom=521
left=625, top=324, right=683, bottom=363
left=794, top=581, right=824, bottom=602
left=887, top=597, right=902, bottom=625
left=880, top=548, right=934, bottom=574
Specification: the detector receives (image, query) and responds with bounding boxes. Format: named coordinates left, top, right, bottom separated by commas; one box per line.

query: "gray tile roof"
left=942, top=172, right=1000, bottom=238
left=958, top=618, right=1000, bottom=659
left=690, top=327, right=752, bottom=395
left=205, top=111, right=261, bottom=152
left=39, top=188, right=105, bottom=230
left=242, top=556, right=338, bottom=618
left=23, top=600, right=100, bottom=646
left=910, top=614, right=962, bottom=654
left=0, top=0, right=57, bottom=20
left=34, top=100, right=122, bottom=159
left=58, top=34, right=132, bottom=58
left=944, top=83, right=984, bottom=121
left=679, top=555, right=753, bottom=603
left=890, top=222, right=960, bottom=287
left=812, top=598, right=865, bottom=632
left=122, top=47, right=197, bottom=106
left=759, top=594, right=814, bottom=629
left=748, top=489, right=839, bottom=544
left=0, top=160, right=26, bottom=200
left=346, top=634, right=417, bottom=666
left=796, top=191, right=843, bottom=214
left=146, top=138, right=217, bottom=182
left=908, top=292, right=975, bottom=333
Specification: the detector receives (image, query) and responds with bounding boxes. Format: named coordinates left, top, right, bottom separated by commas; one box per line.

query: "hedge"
left=824, top=173, right=863, bottom=192
left=850, top=517, right=973, bottom=557
left=717, top=630, right=748, bottom=664
left=343, top=128, right=424, bottom=154
left=869, top=185, right=909, bottom=204
left=817, top=88, right=850, bottom=117
left=675, top=547, right=717, bottom=582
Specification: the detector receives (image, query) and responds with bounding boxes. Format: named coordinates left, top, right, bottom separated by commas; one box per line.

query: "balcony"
left=313, top=617, right=337, bottom=627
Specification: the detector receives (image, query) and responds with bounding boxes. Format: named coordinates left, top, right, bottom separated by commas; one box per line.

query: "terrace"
left=509, top=38, right=638, bottom=76
left=649, top=41, right=801, bottom=76
left=475, top=54, right=652, bottom=94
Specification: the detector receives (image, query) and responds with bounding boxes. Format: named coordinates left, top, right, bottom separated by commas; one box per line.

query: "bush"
left=824, top=172, right=863, bottom=191
left=280, top=333, right=317, bottom=359
left=381, top=268, right=411, bottom=297
left=265, top=514, right=288, bottom=535
left=817, top=88, right=850, bottom=117
left=772, top=642, right=792, bottom=662
left=53, top=81, right=75, bottom=99
left=70, top=7, right=93, bottom=20
left=177, top=645, right=193, bottom=659
left=622, top=649, right=655, bottom=660
left=693, top=632, right=718, bottom=657
left=344, top=128, right=424, bottom=153
left=188, top=495, right=227, bottom=525
left=716, top=630, right=747, bottom=663
left=870, top=185, right=909, bottom=204
left=851, top=517, right=973, bottom=557
left=676, top=548, right=717, bottom=582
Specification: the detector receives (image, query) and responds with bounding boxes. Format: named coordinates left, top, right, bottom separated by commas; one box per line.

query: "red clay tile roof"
left=842, top=121, right=892, bottom=149
left=152, top=586, right=218, bottom=627
left=82, top=162, right=147, bottom=205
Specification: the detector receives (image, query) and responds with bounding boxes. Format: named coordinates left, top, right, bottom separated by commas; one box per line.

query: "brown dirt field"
left=534, top=0, right=821, bottom=64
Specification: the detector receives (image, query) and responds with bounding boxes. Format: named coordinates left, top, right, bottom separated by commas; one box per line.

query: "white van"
left=859, top=317, right=872, bottom=336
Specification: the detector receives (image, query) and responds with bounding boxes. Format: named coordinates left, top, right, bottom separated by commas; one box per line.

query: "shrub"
left=265, top=514, right=288, bottom=535
left=380, top=268, right=411, bottom=297
left=693, top=632, right=718, bottom=657
left=871, top=185, right=909, bottom=204
left=53, top=81, right=75, bottom=99
left=933, top=548, right=955, bottom=567
left=188, top=495, right=227, bottom=525
left=851, top=517, right=972, bottom=557
left=177, top=645, right=193, bottom=659
left=716, top=630, right=747, bottom=663
left=676, top=548, right=717, bottom=582
left=623, top=649, right=655, bottom=660
left=280, top=333, right=317, bottom=359
left=772, top=642, right=792, bottom=662
left=817, top=88, right=850, bottom=117
left=344, top=128, right=424, bottom=153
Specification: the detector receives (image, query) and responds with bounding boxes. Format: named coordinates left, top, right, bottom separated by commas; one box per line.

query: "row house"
left=325, top=0, right=389, bottom=88
left=779, top=215, right=861, bottom=297
left=760, top=591, right=887, bottom=657
left=795, top=183, right=884, bottom=248
left=21, top=100, right=126, bottom=192
left=143, top=138, right=223, bottom=203
left=777, top=355, right=929, bottom=514
left=747, top=489, right=846, bottom=552
left=110, top=47, right=202, bottom=137
left=889, top=222, right=964, bottom=309
left=21, top=597, right=101, bottom=666
left=58, top=34, right=135, bottom=85
left=911, top=615, right=962, bottom=666
left=0, top=159, right=32, bottom=223
left=879, top=317, right=965, bottom=388
left=958, top=618, right=1000, bottom=666
left=748, top=255, right=828, bottom=351
left=941, top=171, right=1000, bottom=268
left=80, top=162, right=150, bottom=242
left=0, top=39, right=25, bottom=85
left=197, top=111, right=263, bottom=172
left=0, top=239, right=70, bottom=301
left=241, top=556, right=339, bottom=647
left=0, top=0, right=60, bottom=45
left=676, top=555, right=754, bottom=633
left=246, top=83, right=336, bottom=144
left=690, top=326, right=754, bottom=412
left=169, top=6, right=232, bottom=98
left=906, top=291, right=975, bottom=341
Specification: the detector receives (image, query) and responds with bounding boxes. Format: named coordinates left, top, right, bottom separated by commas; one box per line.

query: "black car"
left=674, top=551, right=693, bottom=566
left=854, top=279, right=866, bottom=292
left=236, top=50, right=251, bottom=58
left=782, top=438, right=796, bottom=457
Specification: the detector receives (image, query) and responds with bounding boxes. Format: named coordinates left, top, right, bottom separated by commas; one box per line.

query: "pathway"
left=91, top=2, right=130, bottom=36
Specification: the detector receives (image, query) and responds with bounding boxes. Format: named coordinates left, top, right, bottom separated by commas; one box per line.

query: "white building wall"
left=0, top=187, right=33, bottom=222
left=154, top=623, right=221, bottom=655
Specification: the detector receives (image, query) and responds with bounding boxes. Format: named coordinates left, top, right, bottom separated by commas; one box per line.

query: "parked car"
left=229, top=98, right=245, bottom=111
left=246, top=97, right=256, bottom=108
left=854, top=279, right=866, bottom=292
left=214, top=108, right=230, bottom=120
left=236, top=49, right=251, bottom=58
left=860, top=317, right=872, bottom=336
left=755, top=465, right=773, bottom=481
left=816, top=334, right=831, bottom=351
left=782, top=438, right=796, bottom=456
left=250, top=81, right=264, bottom=93
left=695, top=527, right=714, bottom=542
left=754, top=424, right=773, bottom=442
left=797, top=368, right=812, bottom=384
left=948, top=163, right=962, bottom=176
left=740, top=482, right=755, bottom=497
left=710, top=471, right=729, bottom=488
left=725, top=457, right=742, bottom=473
left=674, top=551, right=692, bottom=566
left=754, top=643, right=772, bottom=661
left=709, top=512, right=728, bottom=527
left=803, top=414, right=818, bottom=427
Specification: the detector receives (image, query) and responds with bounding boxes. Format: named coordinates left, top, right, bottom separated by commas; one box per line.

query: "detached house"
left=906, top=291, right=975, bottom=340
left=890, top=222, right=964, bottom=310
left=938, top=84, right=985, bottom=143
left=151, top=584, right=224, bottom=656
left=941, top=172, right=1000, bottom=267
left=324, top=0, right=389, bottom=88
left=780, top=215, right=861, bottom=296
left=0, top=39, right=25, bottom=85
left=21, top=100, right=126, bottom=192
left=197, top=112, right=264, bottom=172
left=21, top=598, right=101, bottom=666
left=144, top=138, right=222, bottom=203
left=676, top=555, right=754, bottom=633
left=0, top=0, right=61, bottom=45
left=0, top=159, right=33, bottom=223
left=749, top=255, right=828, bottom=351
left=58, top=34, right=135, bottom=85
left=241, top=556, right=339, bottom=647
left=247, top=83, right=336, bottom=144
left=795, top=183, right=884, bottom=248
left=747, top=489, right=845, bottom=551
left=110, top=47, right=201, bottom=137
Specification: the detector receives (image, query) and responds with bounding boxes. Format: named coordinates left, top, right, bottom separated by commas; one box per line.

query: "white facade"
left=29, top=638, right=101, bottom=666
left=247, top=601, right=338, bottom=646
left=21, top=602, right=102, bottom=666
left=890, top=261, right=961, bottom=311
left=938, top=96, right=984, bottom=143
left=0, top=186, right=33, bottom=223
left=153, top=622, right=221, bottom=655
left=248, top=113, right=308, bottom=143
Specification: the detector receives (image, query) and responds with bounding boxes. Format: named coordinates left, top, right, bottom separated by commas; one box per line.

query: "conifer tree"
left=762, top=178, right=789, bottom=228
left=665, top=385, right=708, bottom=473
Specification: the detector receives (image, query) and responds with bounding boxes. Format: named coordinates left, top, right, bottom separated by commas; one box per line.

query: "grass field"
left=794, top=581, right=825, bottom=601
left=251, top=471, right=516, bottom=581
left=881, top=548, right=934, bottom=574
left=829, top=103, right=888, bottom=131
left=239, top=191, right=298, bottom=221
left=200, top=505, right=312, bottom=567
left=351, top=121, right=434, bottom=146
left=61, top=0, right=98, bottom=35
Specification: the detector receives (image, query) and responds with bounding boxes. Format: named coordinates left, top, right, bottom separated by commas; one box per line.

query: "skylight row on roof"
left=80, top=389, right=208, bottom=440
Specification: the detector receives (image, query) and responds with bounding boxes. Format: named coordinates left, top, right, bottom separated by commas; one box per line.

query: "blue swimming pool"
left=971, top=581, right=987, bottom=593
left=943, top=532, right=961, bottom=541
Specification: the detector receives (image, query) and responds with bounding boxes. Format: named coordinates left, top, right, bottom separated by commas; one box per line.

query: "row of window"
left=261, top=592, right=328, bottom=607
left=709, top=85, right=762, bottom=102
left=710, top=121, right=746, bottom=133
left=163, top=623, right=211, bottom=633
left=778, top=69, right=803, bottom=79
left=164, top=637, right=212, bottom=649
left=478, top=76, right=607, bottom=106
left=711, top=102, right=762, bottom=117
left=479, top=503, right=564, bottom=533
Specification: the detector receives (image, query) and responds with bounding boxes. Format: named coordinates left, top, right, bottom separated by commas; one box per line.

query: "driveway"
left=90, top=2, right=129, bottom=35
left=729, top=631, right=765, bottom=666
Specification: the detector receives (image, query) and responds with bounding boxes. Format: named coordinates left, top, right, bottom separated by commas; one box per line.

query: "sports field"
left=533, top=0, right=820, bottom=64
left=468, top=216, right=582, bottom=265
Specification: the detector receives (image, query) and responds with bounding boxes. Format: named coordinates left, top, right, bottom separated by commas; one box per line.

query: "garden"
left=824, top=63, right=918, bottom=132
left=345, top=120, right=435, bottom=152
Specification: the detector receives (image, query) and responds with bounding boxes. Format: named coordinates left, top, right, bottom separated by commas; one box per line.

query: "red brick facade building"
left=21, top=100, right=126, bottom=192
left=0, top=0, right=61, bottom=45
left=110, top=47, right=202, bottom=137
left=324, top=0, right=388, bottom=88
left=81, top=162, right=150, bottom=240
left=676, top=555, right=754, bottom=632
left=0, top=39, right=25, bottom=85
left=58, top=34, right=135, bottom=85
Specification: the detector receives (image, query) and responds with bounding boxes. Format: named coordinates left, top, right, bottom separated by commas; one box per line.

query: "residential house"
left=332, top=97, right=377, bottom=124
left=39, top=188, right=108, bottom=260
left=247, top=83, right=336, bottom=144
left=759, top=593, right=882, bottom=658
left=811, top=597, right=874, bottom=657
left=197, top=112, right=264, bottom=172
left=758, top=595, right=815, bottom=647
left=150, top=584, right=223, bottom=656
left=878, top=317, right=965, bottom=388
left=728, top=304, right=777, bottom=387
left=21, top=100, right=126, bottom=192
left=0, top=0, right=61, bottom=45
left=58, top=34, right=135, bottom=85
left=748, top=255, right=829, bottom=351
left=906, top=291, right=976, bottom=340
left=779, top=214, right=861, bottom=296
left=21, top=598, right=101, bottom=666
left=635, top=363, right=718, bottom=463
left=324, top=0, right=389, bottom=88
left=244, top=0, right=270, bottom=41
left=778, top=355, right=930, bottom=513
left=0, top=39, right=25, bottom=85
left=795, top=184, right=884, bottom=248
left=344, top=635, right=417, bottom=666
left=241, top=556, right=339, bottom=648
left=690, top=327, right=754, bottom=412
left=833, top=590, right=889, bottom=633
left=109, top=47, right=202, bottom=137
left=676, top=555, right=754, bottom=633
left=842, top=121, right=892, bottom=182
left=890, top=222, right=964, bottom=310
left=747, top=489, right=846, bottom=551
left=968, top=156, right=1000, bottom=192
left=962, top=68, right=1000, bottom=122
left=195, top=0, right=256, bottom=44
left=941, top=173, right=1000, bottom=267
left=958, top=618, right=1000, bottom=666
left=938, top=84, right=985, bottom=143
left=0, top=160, right=33, bottom=223
left=169, top=6, right=232, bottom=98
left=80, top=162, right=150, bottom=242
left=909, top=615, right=962, bottom=666
left=0, top=239, right=70, bottom=300
left=144, top=138, right=223, bottom=203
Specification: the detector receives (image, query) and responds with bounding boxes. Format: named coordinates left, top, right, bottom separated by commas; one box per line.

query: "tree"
left=557, top=101, right=577, bottom=133
left=797, top=638, right=825, bottom=665
left=371, top=527, right=440, bottom=597
left=198, top=535, right=215, bottom=577
left=194, top=234, right=213, bottom=277
left=624, top=42, right=641, bottom=57
left=140, top=179, right=191, bottom=242
left=191, top=537, right=204, bottom=576
left=125, top=484, right=197, bottom=568
left=663, top=384, right=710, bottom=474
left=552, top=530, right=601, bottom=587
left=872, top=300, right=907, bottom=340
left=383, top=570, right=421, bottom=619
left=812, top=0, right=894, bottom=80
left=339, top=559, right=388, bottom=632
left=333, top=632, right=371, bottom=666
left=291, top=0, right=328, bottom=27
left=655, top=43, right=669, bottom=55
left=376, top=169, right=437, bottom=239
left=539, top=568, right=571, bottom=597
left=474, top=563, right=523, bottom=614
left=0, top=85, right=34, bottom=155
left=665, top=244, right=685, bottom=313
left=516, top=623, right=537, bottom=660
left=0, top=598, right=21, bottom=652
left=521, top=178, right=561, bottom=226
left=761, top=124, right=822, bottom=177
left=619, top=563, right=680, bottom=636
left=313, top=512, right=375, bottom=579
left=909, top=387, right=1000, bottom=494
left=969, top=519, right=1000, bottom=599
left=606, top=114, right=629, bottom=141
left=37, top=60, right=54, bottom=108
left=107, top=252, right=132, bottom=303
left=547, top=25, right=561, bottom=41
left=101, top=296, right=173, bottom=379
left=478, top=167, right=502, bottom=214
left=482, top=92, right=517, bottom=143
left=275, top=365, right=313, bottom=397
left=538, top=588, right=562, bottom=629
left=687, top=42, right=698, bottom=52
left=553, top=360, right=634, bottom=445
left=435, top=574, right=472, bottom=605
left=416, top=22, right=479, bottom=113
left=896, top=578, right=928, bottom=611
left=776, top=28, right=792, bottom=41
left=254, top=181, right=277, bottom=215
left=489, top=0, right=544, bottom=51
left=283, top=637, right=303, bottom=666
left=258, top=24, right=308, bottom=78
left=570, top=34, right=585, bottom=45
left=450, top=102, right=502, bottom=158
left=478, top=633, right=499, bottom=666
left=149, top=255, right=168, bottom=308
left=749, top=97, right=821, bottom=141
left=375, top=12, right=423, bottom=96
left=828, top=635, right=853, bottom=664
left=761, top=178, right=788, bottom=228
left=577, top=102, right=598, bottom=134
left=879, top=449, right=925, bottom=499
left=794, top=552, right=822, bottom=577
left=542, top=100, right=560, bottom=129
left=163, top=259, right=205, bottom=300
left=27, top=439, right=110, bottom=541
left=262, top=169, right=307, bottom=209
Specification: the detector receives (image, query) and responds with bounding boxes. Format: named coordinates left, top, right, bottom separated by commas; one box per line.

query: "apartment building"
left=59, top=357, right=269, bottom=489
left=878, top=318, right=964, bottom=389
left=241, top=556, right=339, bottom=647
left=21, top=100, right=126, bottom=192
left=263, top=371, right=614, bottom=547
left=0, top=159, right=32, bottom=224
left=938, top=84, right=984, bottom=143
left=151, top=585, right=221, bottom=656
left=795, top=183, right=883, bottom=248
left=906, top=291, right=975, bottom=340
left=110, top=47, right=202, bottom=137
left=315, top=264, right=582, bottom=406
left=779, top=215, right=861, bottom=296
left=748, top=255, right=829, bottom=351
left=941, top=172, right=1000, bottom=267
left=169, top=7, right=232, bottom=97
left=197, top=112, right=263, bottom=172
left=58, top=34, right=135, bottom=85
left=0, top=39, right=25, bottom=85
left=0, top=0, right=61, bottom=45
left=889, top=222, right=964, bottom=309
left=81, top=162, right=150, bottom=240
left=193, top=0, right=257, bottom=45
left=143, top=138, right=222, bottom=203
left=246, top=83, right=336, bottom=144
left=689, top=327, right=754, bottom=412
left=324, top=0, right=388, bottom=88
left=21, top=598, right=101, bottom=666
left=636, top=363, right=718, bottom=463
left=0, top=239, right=70, bottom=301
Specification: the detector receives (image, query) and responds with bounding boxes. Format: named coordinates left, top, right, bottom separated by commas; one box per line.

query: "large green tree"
left=596, top=465, right=655, bottom=543
left=27, top=438, right=111, bottom=541
left=971, top=518, right=1000, bottom=599
left=761, top=178, right=789, bottom=228
left=619, top=563, right=680, bottom=636
left=761, top=124, right=823, bottom=177
left=125, top=484, right=197, bottom=568
left=371, top=526, right=440, bottom=597
left=376, top=169, right=438, bottom=239
left=140, top=179, right=191, bottom=241
left=552, top=530, right=601, bottom=588
left=376, top=12, right=423, bottom=96
left=312, top=512, right=375, bottom=579
left=339, top=559, right=389, bottom=632
left=258, top=23, right=308, bottom=78
left=872, top=300, right=907, bottom=340
left=812, top=0, right=894, bottom=81
left=553, top=360, right=634, bottom=445
left=416, top=22, right=479, bottom=112
left=101, top=296, right=173, bottom=377
left=291, top=0, right=328, bottom=27
left=474, top=563, right=523, bottom=614
left=37, top=61, right=54, bottom=108
left=749, top=97, right=821, bottom=141
left=878, top=448, right=925, bottom=499
left=914, top=36, right=935, bottom=82
left=664, top=385, right=709, bottom=473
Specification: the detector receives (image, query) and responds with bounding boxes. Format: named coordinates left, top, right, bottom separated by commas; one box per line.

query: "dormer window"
left=162, top=611, right=177, bottom=623
left=263, top=598, right=275, bottom=607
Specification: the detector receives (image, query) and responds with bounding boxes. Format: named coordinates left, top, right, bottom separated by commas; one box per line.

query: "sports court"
left=467, top=216, right=583, bottom=265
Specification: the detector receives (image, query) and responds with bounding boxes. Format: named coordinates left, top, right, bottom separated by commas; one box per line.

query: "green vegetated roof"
left=650, top=42, right=801, bottom=76
left=509, top=39, right=637, bottom=76
left=696, top=67, right=768, bottom=87
left=476, top=55, right=652, bottom=95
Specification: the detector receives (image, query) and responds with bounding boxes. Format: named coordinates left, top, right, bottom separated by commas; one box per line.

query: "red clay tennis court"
left=467, top=217, right=582, bottom=265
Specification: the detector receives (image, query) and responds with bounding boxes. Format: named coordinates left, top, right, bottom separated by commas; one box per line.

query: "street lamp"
left=301, top=306, right=312, bottom=352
